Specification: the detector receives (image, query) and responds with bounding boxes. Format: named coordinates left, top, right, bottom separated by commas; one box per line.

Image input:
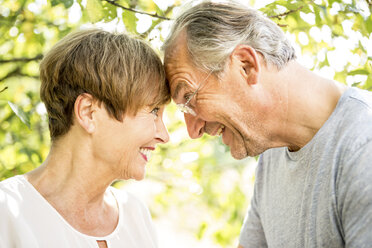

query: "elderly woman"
left=0, top=29, right=169, bottom=248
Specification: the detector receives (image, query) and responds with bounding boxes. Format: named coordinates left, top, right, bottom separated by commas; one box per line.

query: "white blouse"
left=0, top=175, right=158, bottom=248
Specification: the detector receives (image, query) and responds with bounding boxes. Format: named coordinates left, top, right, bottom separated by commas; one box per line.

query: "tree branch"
left=0, top=86, right=8, bottom=93
left=0, top=68, right=20, bottom=82
left=139, top=5, right=175, bottom=39
left=103, top=0, right=171, bottom=20
left=268, top=5, right=305, bottom=19
left=0, top=54, right=43, bottom=64
left=0, top=68, right=39, bottom=82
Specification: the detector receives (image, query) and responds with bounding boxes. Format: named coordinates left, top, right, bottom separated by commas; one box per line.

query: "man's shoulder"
left=346, top=87, right=372, bottom=108
left=330, top=87, right=372, bottom=147
left=340, top=87, right=372, bottom=120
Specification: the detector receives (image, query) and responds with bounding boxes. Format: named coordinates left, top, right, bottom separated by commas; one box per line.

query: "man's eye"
left=150, top=107, right=160, bottom=117
left=184, top=93, right=193, bottom=102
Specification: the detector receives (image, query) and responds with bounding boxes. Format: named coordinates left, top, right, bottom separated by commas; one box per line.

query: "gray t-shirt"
left=239, top=87, right=372, bottom=248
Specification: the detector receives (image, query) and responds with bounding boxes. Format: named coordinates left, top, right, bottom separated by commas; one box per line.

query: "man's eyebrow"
left=172, top=81, right=188, bottom=100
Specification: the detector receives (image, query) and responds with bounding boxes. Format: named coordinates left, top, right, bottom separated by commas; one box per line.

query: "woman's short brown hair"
left=40, top=29, right=169, bottom=140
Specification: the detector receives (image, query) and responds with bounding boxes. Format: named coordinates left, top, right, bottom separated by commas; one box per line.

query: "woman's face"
left=92, top=104, right=169, bottom=180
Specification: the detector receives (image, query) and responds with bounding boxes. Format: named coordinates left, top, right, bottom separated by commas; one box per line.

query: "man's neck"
left=269, top=61, right=347, bottom=151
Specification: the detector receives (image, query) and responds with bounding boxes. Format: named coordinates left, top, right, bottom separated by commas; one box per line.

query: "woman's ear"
left=74, top=93, right=96, bottom=134
left=231, top=44, right=261, bottom=86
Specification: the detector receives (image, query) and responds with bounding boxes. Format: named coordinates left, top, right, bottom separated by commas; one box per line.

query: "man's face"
left=164, top=38, right=273, bottom=159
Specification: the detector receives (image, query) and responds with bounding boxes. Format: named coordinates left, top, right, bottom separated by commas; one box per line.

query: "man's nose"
left=184, top=113, right=205, bottom=139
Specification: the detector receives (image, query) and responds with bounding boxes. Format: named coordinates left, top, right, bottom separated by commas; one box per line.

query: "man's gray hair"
left=163, top=1, right=296, bottom=73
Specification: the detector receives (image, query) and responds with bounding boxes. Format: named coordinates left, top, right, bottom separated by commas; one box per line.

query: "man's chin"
left=230, top=145, right=264, bottom=159
left=230, top=148, right=249, bottom=160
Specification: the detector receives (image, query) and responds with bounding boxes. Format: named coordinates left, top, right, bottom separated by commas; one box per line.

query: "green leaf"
left=345, top=4, right=360, bottom=14
left=283, top=1, right=303, bottom=10
left=51, top=0, right=60, bottom=7
left=300, top=4, right=313, bottom=14
left=102, top=2, right=117, bottom=21
left=366, top=17, right=372, bottom=34
left=358, top=41, right=367, bottom=53
left=122, top=11, right=138, bottom=34
left=275, top=0, right=289, bottom=7
left=7, top=102, right=30, bottom=129
left=348, top=69, right=369, bottom=76
left=260, top=2, right=278, bottom=16
left=197, top=222, right=208, bottom=239
left=154, top=3, right=165, bottom=17
left=86, top=0, right=104, bottom=23
left=332, top=24, right=344, bottom=37
left=61, top=0, right=74, bottom=9
left=314, top=6, right=322, bottom=26
left=117, top=0, right=131, bottom=6
left=365, top=76, right=372, bottom=90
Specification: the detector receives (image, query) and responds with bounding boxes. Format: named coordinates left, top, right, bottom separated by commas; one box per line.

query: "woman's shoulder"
left=0, top=175, right=27, bottom=198
left=1, top=174, right=23, bottom=185
left=0, top=175, right=30, bottom=219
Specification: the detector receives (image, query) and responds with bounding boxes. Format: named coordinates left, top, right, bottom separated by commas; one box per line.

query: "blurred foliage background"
left=0, top=0, right=371, bottom=247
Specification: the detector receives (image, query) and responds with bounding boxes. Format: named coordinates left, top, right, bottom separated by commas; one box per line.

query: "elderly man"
left=163, top=1, right=372, bottom=247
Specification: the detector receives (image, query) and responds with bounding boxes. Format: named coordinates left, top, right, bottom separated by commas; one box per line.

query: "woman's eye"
left=150, top=107, right=160, bottom=117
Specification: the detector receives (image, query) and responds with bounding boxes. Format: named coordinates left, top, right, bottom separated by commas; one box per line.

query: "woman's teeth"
left=139, top=148, right=152, bottom=160
left=217, top=125, right=225, bottom=136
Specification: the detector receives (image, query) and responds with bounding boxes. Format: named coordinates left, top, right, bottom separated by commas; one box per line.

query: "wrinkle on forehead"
left=164, top=32, right=198, bottom=102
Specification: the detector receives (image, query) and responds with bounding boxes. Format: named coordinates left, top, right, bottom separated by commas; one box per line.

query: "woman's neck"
left=25, top=144, right=119, bottom=236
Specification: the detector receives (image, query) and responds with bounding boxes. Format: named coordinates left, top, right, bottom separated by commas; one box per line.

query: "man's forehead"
left=165, top=32, right=197, bottom=72
left=164, top=32, right=200, bottom=101
left=164, top=31, right=187, bottom=60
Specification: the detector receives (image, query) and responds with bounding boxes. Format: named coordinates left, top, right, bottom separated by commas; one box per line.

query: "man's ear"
left=231, top=44, right=261, bottom=86
left=74, top=93, right=96, bottom=134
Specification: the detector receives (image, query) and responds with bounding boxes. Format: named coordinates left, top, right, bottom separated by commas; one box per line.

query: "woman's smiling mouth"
left=139, top=147, right=155, bottom=162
